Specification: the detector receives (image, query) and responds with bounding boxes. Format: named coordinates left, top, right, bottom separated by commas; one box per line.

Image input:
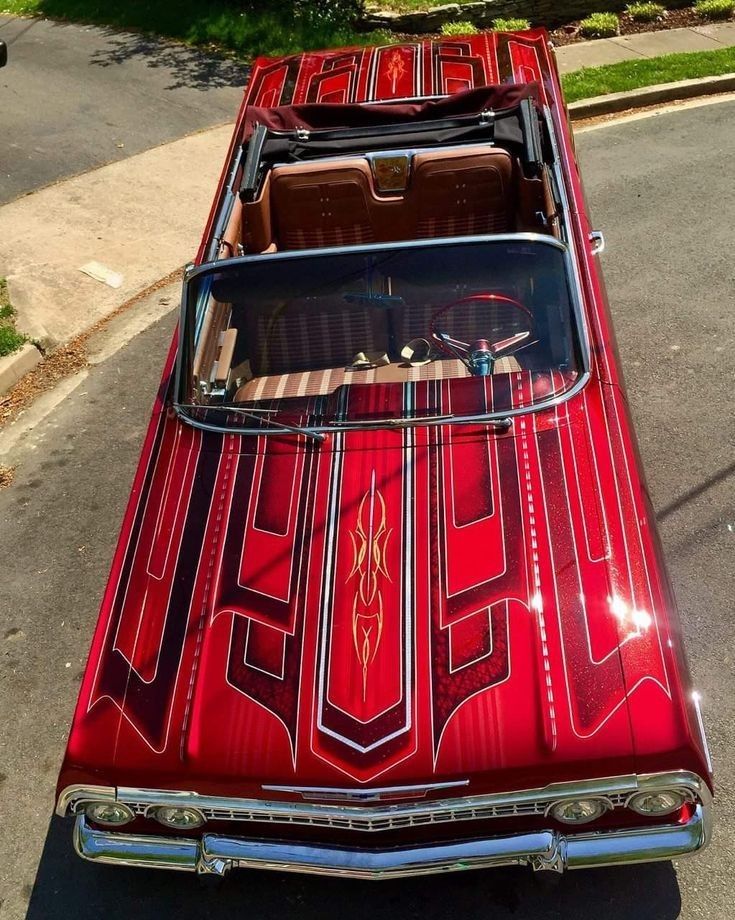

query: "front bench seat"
left=234, top=354, right=524, bottom=402
left=242, top=295, right=391, bottom=378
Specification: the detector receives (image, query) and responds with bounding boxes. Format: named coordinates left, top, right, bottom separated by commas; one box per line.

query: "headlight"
left=549, top=797, right=609, bottom=824
left=150, top=805, right=205, bottom=829
left=628, top=790, right=688, bottom=816
left=85, top=801, right=135, bottom=827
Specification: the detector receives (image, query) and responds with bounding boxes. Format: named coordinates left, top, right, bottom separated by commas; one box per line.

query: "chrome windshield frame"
left=174, top=232, right=591, bottom=437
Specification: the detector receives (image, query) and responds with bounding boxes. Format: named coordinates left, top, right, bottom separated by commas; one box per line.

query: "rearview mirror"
left=0, top=41, right=7, bottom=68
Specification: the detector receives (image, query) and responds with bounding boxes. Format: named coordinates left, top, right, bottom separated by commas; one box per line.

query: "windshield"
left=177, top=237, right=584, bottom=432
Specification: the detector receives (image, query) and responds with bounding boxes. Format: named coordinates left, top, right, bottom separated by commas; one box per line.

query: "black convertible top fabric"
left=257, top=119, right=523, bottom=163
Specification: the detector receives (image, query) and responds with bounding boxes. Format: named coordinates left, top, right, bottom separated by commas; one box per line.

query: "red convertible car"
left=56, top=30, right=713, bottom=879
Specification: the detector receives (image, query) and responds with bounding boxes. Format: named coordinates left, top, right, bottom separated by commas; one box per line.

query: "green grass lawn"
left=0, top=279, right=27, bottom=359
left=0, top=0, right=375, bottom=57
left=562, top=45, right=735, bottom=102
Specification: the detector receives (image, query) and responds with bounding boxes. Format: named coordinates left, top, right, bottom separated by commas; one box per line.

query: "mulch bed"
left=394, top=8, right=732, bottom=46
left=549, top=9, right=722, bottom=46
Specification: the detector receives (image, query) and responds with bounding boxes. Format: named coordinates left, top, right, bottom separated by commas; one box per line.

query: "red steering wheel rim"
left=430, top=292, right=534, bottom=356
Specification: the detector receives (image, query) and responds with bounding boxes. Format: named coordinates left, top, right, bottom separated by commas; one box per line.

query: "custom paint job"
left=57, top=31, right=711, bottom=811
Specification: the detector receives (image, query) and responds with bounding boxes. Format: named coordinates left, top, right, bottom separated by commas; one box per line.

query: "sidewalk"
left=0, top=125, right=232, bottom=350
left=555, top=21, right=735, bottom=74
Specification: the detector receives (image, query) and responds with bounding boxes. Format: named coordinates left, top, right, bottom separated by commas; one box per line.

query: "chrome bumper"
left=73, top=803, right=711, bottom=879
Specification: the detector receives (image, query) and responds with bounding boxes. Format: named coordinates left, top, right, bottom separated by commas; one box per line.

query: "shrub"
left=363, top=29, right=395, bottom=45
left=492, top=17, right=532, bottom=31
left=579, top=11, right=620, bottom=36
left=440, top=20, right=479, bottom=35
left=297, top=0, right=364, bottom=27
left=235, top=1, right=364, bottom=27
left=217, top=0, right=363, bottom=31
left=626, top=2, right=666, bottom=21
left=695, top=0, right=735, bottom=20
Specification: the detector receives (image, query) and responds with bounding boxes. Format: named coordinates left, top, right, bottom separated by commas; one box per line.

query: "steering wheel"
left=430, top=293, right=534, bottom=376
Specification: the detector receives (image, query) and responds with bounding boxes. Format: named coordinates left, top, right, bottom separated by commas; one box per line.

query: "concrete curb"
left=0, top=342, right=42, bottom=396
left=569, top=72, right=735, bottom=119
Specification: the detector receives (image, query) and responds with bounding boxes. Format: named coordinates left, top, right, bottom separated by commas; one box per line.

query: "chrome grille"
left=124, top=792, right=630, bottom=833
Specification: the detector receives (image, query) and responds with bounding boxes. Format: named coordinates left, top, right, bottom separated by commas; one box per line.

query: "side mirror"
left=0, top=41, right=7, bottom=68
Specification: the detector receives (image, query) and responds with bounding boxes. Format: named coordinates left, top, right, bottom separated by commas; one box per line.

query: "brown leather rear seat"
left=241, top=147, right=531, bottom=253
left=405, top=148, right=514, bottom=239
left=269, top=161, right=383, bottom=250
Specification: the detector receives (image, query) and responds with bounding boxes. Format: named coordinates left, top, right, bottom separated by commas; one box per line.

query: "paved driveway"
left=0, top=16, right=245, bottom=204
left=0, top=97, right=733, bottom=919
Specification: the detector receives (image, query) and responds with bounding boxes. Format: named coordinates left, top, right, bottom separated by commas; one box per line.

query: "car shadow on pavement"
left=86, top=27, right=248, bottom=91
left=656, top=460, right=735, bottom=523
left=27, top=816, right=683, bottom=920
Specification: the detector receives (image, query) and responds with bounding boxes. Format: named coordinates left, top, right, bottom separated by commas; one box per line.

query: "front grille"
left=123, top=792, right=630, bottom=833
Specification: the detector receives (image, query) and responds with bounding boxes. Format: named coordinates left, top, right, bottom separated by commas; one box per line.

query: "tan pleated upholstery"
left=241, top=147, right=538, bottom=253
left=234, top=355, right=522, bottom=402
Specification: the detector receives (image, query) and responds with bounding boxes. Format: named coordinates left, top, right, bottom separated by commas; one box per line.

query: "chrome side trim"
left=57, top=771, right=711, bottom=834
left=542, top=103, right=593, bottom=372
left=73, top=801, right=711, bottom=878
left=692, top=692, right=714, bottom=774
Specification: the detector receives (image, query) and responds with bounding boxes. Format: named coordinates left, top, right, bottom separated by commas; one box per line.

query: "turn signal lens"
left=150, top=806, right=205, bottom=829
left=550, top=798, right=608, bottom=825
left=85, top=801, right=135, bottom=827
left=628, top=790, right=687, bottom=816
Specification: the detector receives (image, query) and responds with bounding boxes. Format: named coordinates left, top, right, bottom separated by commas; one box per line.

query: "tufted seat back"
left=241, top=147, right=535, bottom=253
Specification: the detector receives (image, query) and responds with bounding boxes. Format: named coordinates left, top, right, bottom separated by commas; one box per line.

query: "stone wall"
left=360, top=0, right=691, bottom=32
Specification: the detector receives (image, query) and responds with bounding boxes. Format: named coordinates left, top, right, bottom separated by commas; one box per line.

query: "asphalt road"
left=0, top=15, right=245, bottom=203
left=1, top=98, right=734, bottom=919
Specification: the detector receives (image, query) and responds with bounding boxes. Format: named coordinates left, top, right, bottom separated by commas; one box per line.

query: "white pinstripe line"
left=518, top=413, right=558, bottom=749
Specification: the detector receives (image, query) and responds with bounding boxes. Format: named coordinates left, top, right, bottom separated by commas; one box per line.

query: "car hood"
left=64, top=377, right=678, bottom=798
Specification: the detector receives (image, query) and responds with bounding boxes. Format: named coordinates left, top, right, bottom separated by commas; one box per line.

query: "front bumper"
left=73, top=802, right=711, bottom=879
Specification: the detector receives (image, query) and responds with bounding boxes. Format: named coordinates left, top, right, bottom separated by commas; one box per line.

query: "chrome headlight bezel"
left=85, top=800, right=136, bottom=827
left=148, top=804, right=206, bottom=830
left=547, top=796, right=611, bottom=825
left=627, top=789, right=691, bottom=816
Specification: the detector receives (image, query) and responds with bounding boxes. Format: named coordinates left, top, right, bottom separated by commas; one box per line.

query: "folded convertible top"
left=242, top=83, right=540, bottom=136
left=238, top=83, right=546, bottom=201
